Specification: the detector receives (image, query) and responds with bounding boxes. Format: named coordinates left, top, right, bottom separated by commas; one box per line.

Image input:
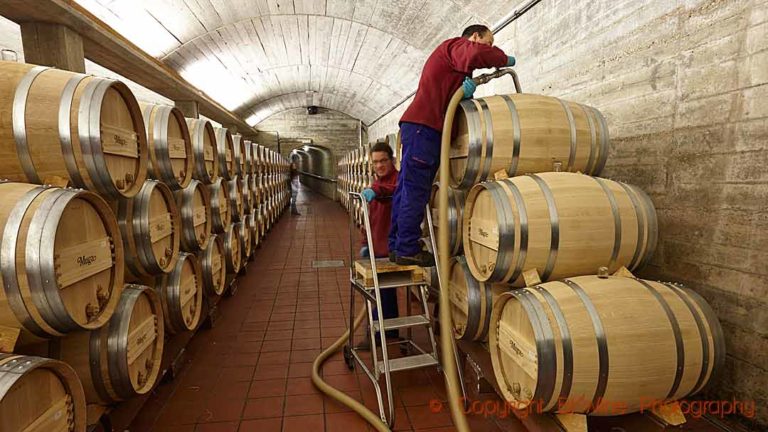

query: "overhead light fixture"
left=181, top=59, right=252, bottom=111
left=73, top=0, right=179, bottom=57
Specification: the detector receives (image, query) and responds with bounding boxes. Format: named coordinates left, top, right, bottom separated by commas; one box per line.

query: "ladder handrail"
left=348, top=191, right=396, bottom=426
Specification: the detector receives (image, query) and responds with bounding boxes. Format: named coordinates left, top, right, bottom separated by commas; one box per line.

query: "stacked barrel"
left=336, top=143, right=375, bottom=226
left=0, top=59, right=290, bottom=427
left=382, top=93, right=724, bottom=417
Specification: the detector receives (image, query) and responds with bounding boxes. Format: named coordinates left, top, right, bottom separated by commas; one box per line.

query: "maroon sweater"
left=400, top=37, right=508, bottom=132
left=361, top=169, right=398, bottom=257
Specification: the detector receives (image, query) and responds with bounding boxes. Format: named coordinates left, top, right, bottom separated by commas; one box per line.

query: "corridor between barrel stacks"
left=129, top=187, right=526, bottom=432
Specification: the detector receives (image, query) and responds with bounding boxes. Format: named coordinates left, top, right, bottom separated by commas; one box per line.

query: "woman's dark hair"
left=462, top=24, right=491, bottom=38
left=370, top=141, right=393, bottom=159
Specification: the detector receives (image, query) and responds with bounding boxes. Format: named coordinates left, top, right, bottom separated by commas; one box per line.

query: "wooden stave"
left=488, top=275, right=726, bottom=415
left=0, top=353, right=87, bottom=432
left=0, top=183, right=124, bottom=338
left=185, top=118, right=219, bottom=184
left=0, top=62, right=149, bottom=200
left=117, top=180, right=181, bottom=278
left=450, top=94, right=609, bottom=189
left=154, top=252, right=203, bottom=334
left=198, top=234, right=226, bottom=297
left=174, top=179, right=212, bottom=253
left=213, top=127, right=235, bottom=181
left=207, top=178, right=231, bottom=234
left=462, top=172, right=658, bottom=285
left=141, top=103, right=193, bottom=191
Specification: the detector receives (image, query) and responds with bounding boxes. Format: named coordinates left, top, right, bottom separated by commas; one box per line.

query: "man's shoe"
left=388, top=252, right=396, bottom=262
left=395, top=251, right=435, bottom=267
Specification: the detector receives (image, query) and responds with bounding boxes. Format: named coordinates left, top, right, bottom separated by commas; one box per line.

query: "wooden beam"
left=20, top=22, right=85, bottom=72
left=175, top=100, right=199, bottom=119
left=0, top=0, right=255, bottom=133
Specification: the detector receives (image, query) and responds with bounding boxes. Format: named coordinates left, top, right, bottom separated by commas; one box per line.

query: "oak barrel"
left=232, top=134, right=244, bottom=177
left=241, top=139, right=251, bottom=174
left=252, top=144, right=263, bottom=174
left=463, top=172, right=657, bottom=285
left=450, top=256, right=509, bottom=341
left=223, top=224, right=242, bottom=274
left=385, top=132, right=400, bottom=170
left=0, top=61, right=149, bottom=199
left=186, top=118, right=218, bottom=184
left=207, top=178, right=231, bottom=234
left=57, top=284, right=164, bottom=404
left=214, top=127, right=236, bottom=180
left=429, top=183, right=466, bottom=257
left=117, top=180, right=181, bottom=278
left=154, top=252, right=202, bottom=334
left=245, top=212, right=259, bottom=251
left=227, top=175, right=245, bottom=222
left=199, top=233, right=226, bottom=297
left=174, top=180, right=212, bottom=253
left=450, top=94, right=609, bottom=189
left=489, top=275, right=725, bottom=414
left=141, top=103, right=193, bottom=190
left=236, top=221, right=252, bottom=262
left=0, top=353, right=87, bottom=431
left=249, top=172, right=259, bottom=208
left=0, top=183, right=123, bottom=340
left=241, top=174, right=253, bottom=213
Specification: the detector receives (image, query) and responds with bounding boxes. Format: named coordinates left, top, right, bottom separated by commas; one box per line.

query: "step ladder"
left=343, top=192, right=440, bottom=428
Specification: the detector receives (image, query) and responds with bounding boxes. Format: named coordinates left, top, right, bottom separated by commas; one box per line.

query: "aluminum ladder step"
left=372, top=315, right=430, bottom=332
left=378, top=353, right=439, bottom=374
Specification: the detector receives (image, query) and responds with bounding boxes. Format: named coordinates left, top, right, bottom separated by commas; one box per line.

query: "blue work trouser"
left=389, top=122, right=441, bottom=257
left=361, top=248, right=399, bottom=338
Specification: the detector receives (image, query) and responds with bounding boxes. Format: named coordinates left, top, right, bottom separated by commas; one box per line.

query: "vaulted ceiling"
left=74, top=0, right=521, bottom=125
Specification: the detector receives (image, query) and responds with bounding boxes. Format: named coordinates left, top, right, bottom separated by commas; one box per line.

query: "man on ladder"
left=389, top=24, right=515, bottom=267
left=357, top=141, right=399, bottom=349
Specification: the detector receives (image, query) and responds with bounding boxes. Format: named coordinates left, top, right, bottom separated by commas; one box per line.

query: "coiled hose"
left=311, top=307, right=391, bottom=431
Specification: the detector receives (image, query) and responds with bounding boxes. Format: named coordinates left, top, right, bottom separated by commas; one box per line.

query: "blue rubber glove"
left=507, top=55, right=516, bottom=66
left=462, top=77, right=476, bottom=100
left=361, top=188, right=376, bottom=202
left=359, top=246, right=369, bottom=258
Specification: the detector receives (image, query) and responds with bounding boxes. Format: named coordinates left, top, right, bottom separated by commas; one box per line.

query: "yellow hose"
left=312, top=87, right=472, bottom=432
left=311, top=308, right=391, bottom=432
left=438, top=87, right=471, bottom=431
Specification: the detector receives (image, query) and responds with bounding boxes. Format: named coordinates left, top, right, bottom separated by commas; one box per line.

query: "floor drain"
left=312, top=260, right=344, bottom=268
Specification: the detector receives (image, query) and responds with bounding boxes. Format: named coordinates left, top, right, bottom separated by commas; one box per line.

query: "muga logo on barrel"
left=77, top=255, right=98, bottom=266
left=114, top=134, right=127, bottom=147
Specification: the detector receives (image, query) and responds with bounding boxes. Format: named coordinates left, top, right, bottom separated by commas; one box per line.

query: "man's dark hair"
left=462, top=24, right=491, bottom=38
left=370, top=141, right=393, bottom=159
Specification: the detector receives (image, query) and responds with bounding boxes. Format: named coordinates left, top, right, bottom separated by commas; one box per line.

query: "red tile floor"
left=130, top=187, right=526, bottom=432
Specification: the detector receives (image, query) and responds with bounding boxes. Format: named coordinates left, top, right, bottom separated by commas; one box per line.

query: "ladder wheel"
left=343, top=345, right=354, bottom=370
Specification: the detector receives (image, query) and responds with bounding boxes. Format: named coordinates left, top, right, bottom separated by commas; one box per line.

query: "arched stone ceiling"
left=74, top=0, right=524, bottom=125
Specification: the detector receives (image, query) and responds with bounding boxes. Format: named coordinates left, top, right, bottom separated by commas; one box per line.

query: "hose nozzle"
left=472, top=68, right=522, bottom=93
